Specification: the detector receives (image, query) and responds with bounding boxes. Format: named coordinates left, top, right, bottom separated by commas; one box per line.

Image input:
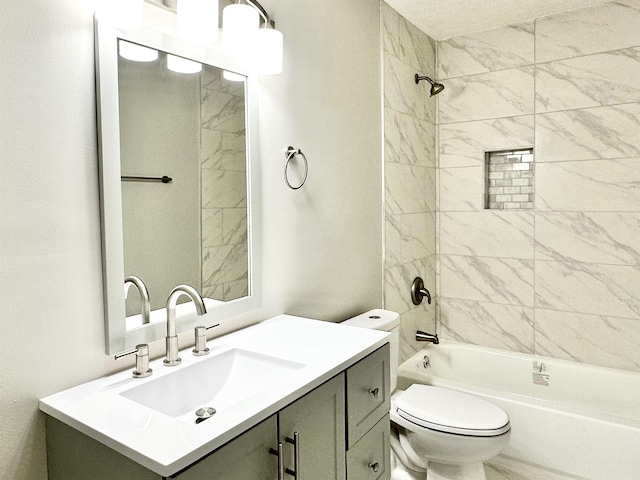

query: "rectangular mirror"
left=96, top=4, right=261, bottom=354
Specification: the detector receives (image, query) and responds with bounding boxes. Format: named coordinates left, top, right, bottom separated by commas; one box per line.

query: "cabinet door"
left=278, top=374, right=346, bottom=480
left=175, top=415, right=277, bottom=480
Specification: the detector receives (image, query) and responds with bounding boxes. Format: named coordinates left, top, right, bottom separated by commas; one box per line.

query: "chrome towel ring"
left=284, top=146, right=308, bottom=190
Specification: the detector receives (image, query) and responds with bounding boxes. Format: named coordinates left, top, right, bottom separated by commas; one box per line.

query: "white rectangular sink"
left=120, top=348, right=305, bottom=423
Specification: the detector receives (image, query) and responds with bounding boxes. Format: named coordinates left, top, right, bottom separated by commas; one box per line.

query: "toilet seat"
left=394, top=385, right=510, bottom=437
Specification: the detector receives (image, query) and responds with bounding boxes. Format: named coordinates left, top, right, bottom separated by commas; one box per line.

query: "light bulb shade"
left=222, top=4, right=259, bottom=60
left=96, top=0, right=144, bottom=29
left=255, top=28, right=283, bottom=75
left=167, top=55, right=202, bottom=74
left=223, top=71, right=246, bottom=82
left=177, top=0, right=219, bottom=44
left=118, top=40, right=159, bottom=62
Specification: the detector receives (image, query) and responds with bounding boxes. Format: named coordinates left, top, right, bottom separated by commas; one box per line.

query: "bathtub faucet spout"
left=416, top=330, right=439, bottom=344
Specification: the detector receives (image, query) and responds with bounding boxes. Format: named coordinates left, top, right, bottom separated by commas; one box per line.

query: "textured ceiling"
left=385, top=0, right=613, bottom=40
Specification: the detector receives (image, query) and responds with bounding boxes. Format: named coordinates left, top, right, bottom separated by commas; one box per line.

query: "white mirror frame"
left=95, top=3, right=262, bottom=354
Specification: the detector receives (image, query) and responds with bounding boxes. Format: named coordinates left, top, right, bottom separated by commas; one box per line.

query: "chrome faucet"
left=411, top=277, right=432, bottom=305
left=416, top=330, right=439, bottom=344
left=124, top=275, right=151, bottom=325
left=164, top=285, right=207, bottom=366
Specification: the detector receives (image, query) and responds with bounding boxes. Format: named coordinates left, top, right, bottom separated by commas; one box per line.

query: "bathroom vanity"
left=40, top=316, right=391, bottom=479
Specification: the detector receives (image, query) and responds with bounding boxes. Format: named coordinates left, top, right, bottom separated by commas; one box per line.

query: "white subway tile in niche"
left=485, top=149, right=534, bottom=210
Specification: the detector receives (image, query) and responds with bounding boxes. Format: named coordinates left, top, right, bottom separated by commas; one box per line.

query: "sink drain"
left=195, top=407, right=216, bottom=424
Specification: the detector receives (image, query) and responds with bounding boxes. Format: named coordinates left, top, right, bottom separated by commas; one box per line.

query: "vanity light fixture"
left=222, top=0, right=284, bottom=76
left=167, top=54, right=203, bottom=74
left=176, top=0, right=219, bottom=44
left=255, top=26, right=283, bottom=75
left=96, top=0, right=144, bottom=28
left=222, top=3, right=259, bottom=59
left=118, top=40, right=159, bottom=62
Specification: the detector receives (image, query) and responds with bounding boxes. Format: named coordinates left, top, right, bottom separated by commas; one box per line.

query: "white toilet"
left=342, top=309, right=510, bottom=480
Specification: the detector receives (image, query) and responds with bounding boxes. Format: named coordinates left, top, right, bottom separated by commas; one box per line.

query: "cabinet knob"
left=368, top=387, right=380, bottom=398
left=368, top=462, right=380, bottom=473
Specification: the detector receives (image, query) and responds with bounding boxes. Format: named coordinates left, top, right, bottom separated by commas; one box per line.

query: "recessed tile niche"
left=485, top=148, right=534, bottom=210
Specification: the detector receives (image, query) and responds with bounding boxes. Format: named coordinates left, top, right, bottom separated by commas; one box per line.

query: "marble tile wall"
left=383, top=3, right=437, bottom=362
left=436, top=0, right=640, bottom=372
left=200, top=68, right=249, bottom=302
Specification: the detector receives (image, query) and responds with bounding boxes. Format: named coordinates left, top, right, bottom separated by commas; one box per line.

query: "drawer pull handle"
left=369, top=462, right=380, bottom=473
left=285, top=432, right=300, bottom=479
left=269, top=443, right=284, bottom=480
left=368, top=387, right=380, bottom=398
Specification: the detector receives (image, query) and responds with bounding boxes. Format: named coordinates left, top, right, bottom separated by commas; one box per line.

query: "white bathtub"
left=397, top=341, right=640, bottom=480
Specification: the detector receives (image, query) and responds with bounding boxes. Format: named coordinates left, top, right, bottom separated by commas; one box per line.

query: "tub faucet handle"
left=411, top=277, right=432, bottom=305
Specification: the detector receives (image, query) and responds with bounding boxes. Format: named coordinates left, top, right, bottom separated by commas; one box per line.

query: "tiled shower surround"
left=382, top=3, right=437, bottom=362
left=436, top=0, right=640, bottom=372
left=384, top=0, right=640, bottom=372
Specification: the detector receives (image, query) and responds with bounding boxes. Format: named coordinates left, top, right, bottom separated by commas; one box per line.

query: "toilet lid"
left=395, top=385, right=510, bottom=437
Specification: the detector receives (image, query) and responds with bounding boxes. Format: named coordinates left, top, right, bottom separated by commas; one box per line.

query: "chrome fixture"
left=416, top=331, right=439, bottom=344
left=411, top=276, right=432, bottom=305
left=271, top=432, right=300, bottom=479
left=423, top=355, right=431, bottom=369
left=195, top=406, right=217, bottom=424
left=284, top=146, right=309, bottom=190
left=124, top=275, right=151, bottom=325
left=164, top=285, right=207, bottom=366
left=114, top=343, right=153, bottom=378
left=192, top=323, right=220, bottom=356
left=285, top=432, right=300, bottom=478
left=415, top=74, right=445, bottom=96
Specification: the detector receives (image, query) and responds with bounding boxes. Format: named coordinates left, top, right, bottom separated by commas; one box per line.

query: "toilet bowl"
left=342, top=309, right=511, bottom=480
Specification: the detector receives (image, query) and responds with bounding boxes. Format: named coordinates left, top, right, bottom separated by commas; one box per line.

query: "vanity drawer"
left=346, top=343, right=390, bottom=448
left=347, top=414, right=390, bottom=480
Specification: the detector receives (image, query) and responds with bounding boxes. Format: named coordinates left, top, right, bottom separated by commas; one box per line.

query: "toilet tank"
left=342, top=309, right=399, bottom=391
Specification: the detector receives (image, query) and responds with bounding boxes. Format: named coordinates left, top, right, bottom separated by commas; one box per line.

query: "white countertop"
left=39, top=314, right=389, bottom=476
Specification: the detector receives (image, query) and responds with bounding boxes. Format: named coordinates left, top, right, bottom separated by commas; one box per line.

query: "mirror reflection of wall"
left=117, top=42, right=248, bottom=319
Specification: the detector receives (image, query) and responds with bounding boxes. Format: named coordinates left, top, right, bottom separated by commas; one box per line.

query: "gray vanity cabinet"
left=46, top=414, right=278, bottom=480
left=181, top=373, right=346, bottom=480
left=279, top=374, right=346, bottom=480
left=345, top=344, right=391, bottom=480
left=174, top=416, right=277, bottom=479
left=45, top=344, right=389, bottom=480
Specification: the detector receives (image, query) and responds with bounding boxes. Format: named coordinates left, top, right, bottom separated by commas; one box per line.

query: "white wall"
left=258, top=0, right=383, bottom=320
left=0, top=0, right=382, bottom=478
left=0, top=1, right=106, bottom=478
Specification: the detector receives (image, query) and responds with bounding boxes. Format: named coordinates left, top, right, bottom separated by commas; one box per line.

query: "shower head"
left=415, top=74, right=445, bottom=96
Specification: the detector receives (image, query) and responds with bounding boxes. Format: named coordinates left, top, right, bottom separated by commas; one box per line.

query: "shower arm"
left=415, top=74, right=433, bottom=84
